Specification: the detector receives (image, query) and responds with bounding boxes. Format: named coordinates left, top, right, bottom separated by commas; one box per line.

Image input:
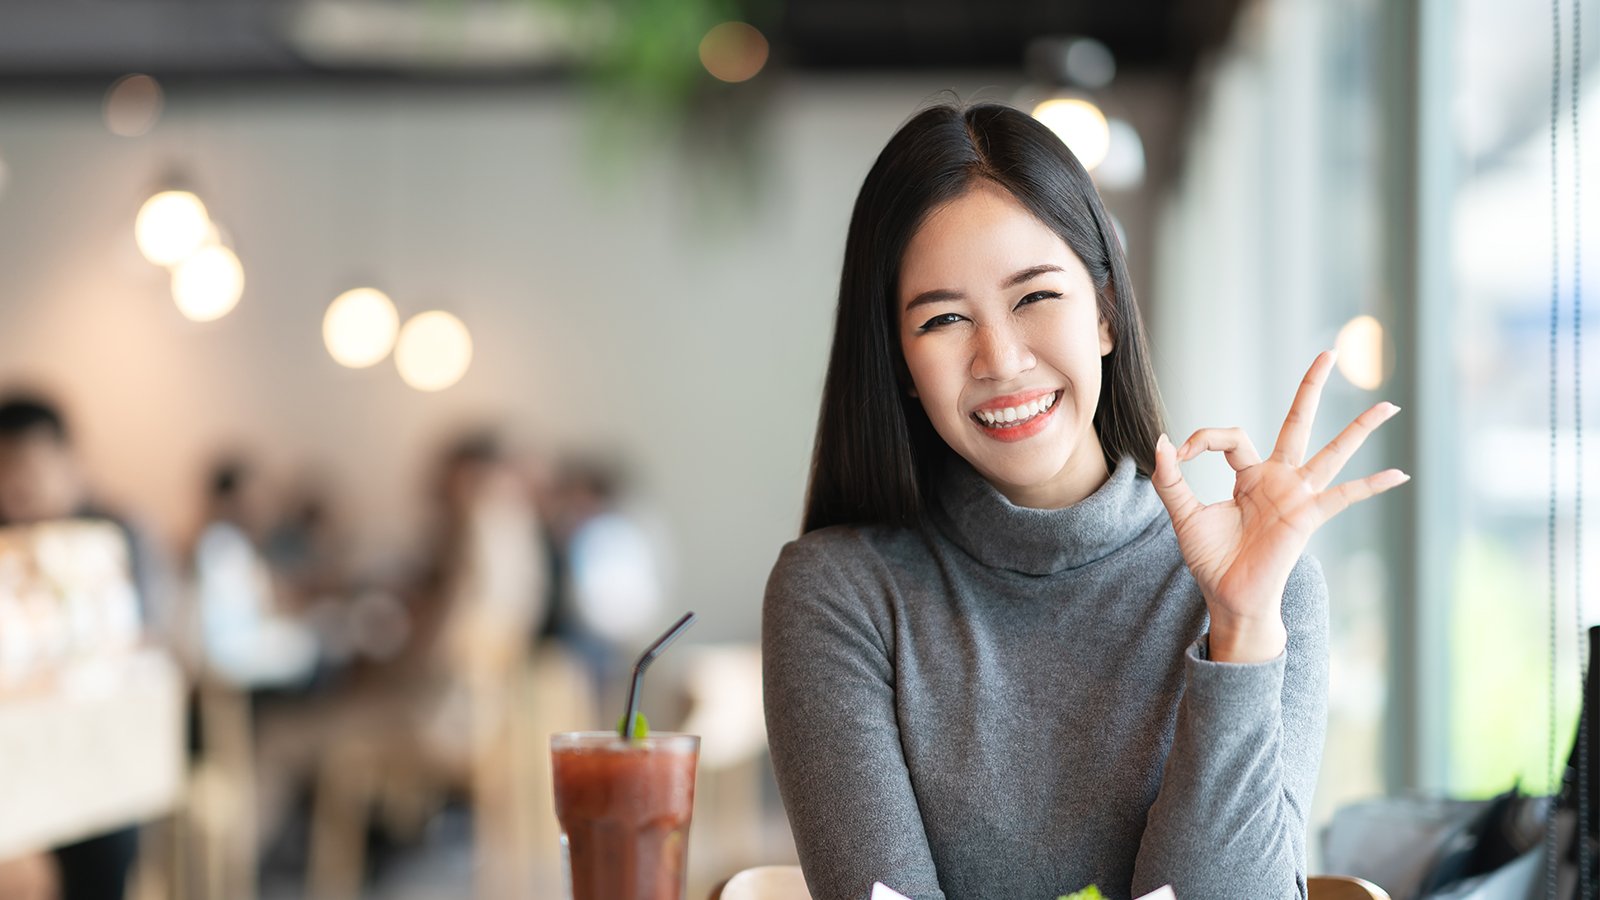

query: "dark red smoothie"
left=551, top=732, right=700, bottom=900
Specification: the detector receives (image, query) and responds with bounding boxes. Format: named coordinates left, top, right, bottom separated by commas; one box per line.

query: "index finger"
left=1272, top=350, right=1337, bottom=466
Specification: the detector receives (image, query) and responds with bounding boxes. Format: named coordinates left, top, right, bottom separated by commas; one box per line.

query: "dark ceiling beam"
left=0, top=0, right=1243, bottom=86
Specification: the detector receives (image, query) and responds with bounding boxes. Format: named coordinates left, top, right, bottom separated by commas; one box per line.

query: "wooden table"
left=0, top=649, right=184, bottom=858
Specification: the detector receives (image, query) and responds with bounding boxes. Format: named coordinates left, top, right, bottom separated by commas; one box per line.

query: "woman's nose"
left=970, top=322, right=1036, bottom=381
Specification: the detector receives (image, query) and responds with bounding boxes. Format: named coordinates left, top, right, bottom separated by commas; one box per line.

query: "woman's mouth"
left=970, top=390, right=1062, bottom=442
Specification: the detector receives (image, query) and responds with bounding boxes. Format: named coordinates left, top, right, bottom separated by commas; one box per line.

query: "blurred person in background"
left=188, top=457, right=318, bottom=692
left=263, top=475, right=349, bottom=615
left=0, top=394, right=170, bottom=900
left=252, top=431, right=546, bottom=881
left=423, top=432, right=547, bottom=682
left=538, top=456, right=666, bottom=707
left=0, top=395, right=166, bottom=625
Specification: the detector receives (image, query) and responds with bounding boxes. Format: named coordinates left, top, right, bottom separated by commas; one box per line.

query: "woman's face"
left=898, top=181, right=1113, bottom=509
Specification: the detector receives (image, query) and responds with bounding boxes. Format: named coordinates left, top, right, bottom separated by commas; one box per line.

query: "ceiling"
left=0, top=0, right=1244, bottom=85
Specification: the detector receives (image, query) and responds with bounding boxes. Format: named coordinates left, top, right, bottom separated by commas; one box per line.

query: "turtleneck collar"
left=931, top=455, right=1165, bottom=576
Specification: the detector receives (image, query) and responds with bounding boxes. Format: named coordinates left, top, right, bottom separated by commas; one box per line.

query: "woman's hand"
left=1150, top=351, right=1409, bottom=663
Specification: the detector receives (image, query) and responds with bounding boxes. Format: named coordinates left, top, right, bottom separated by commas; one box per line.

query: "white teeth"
left=975, top=391, right=1058, bottom=427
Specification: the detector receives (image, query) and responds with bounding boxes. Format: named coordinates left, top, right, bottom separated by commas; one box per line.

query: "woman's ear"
left=896, top=358, right=918, bottom=398
left=1094, top=286, right=1117, bottom=357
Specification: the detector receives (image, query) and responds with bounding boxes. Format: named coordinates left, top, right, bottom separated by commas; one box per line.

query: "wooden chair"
left=304, top=647, right=536, bottom=900
left=1307, top=874, right=1392, bottom=900
left=307, top=474, right=552, bottom=900
left=680, top=644, right=773, bottom=889
left=710, top=865, right=811, bottom=900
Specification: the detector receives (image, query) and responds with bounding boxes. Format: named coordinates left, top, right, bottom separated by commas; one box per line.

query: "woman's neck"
left=986, top=439, right=1112, bottom=510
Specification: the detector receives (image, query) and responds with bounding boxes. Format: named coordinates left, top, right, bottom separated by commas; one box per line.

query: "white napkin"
left=870, top=883, right=1176, bottom=900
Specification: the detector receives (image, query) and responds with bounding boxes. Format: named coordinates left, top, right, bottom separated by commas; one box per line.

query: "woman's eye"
left=918, top=313, right=966, bottom=331
left=1016, top=290, right=1062, bottom=309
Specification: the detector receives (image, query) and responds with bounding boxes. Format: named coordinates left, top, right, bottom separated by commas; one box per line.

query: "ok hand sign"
left=1150, top=351, right=1409, bottom=663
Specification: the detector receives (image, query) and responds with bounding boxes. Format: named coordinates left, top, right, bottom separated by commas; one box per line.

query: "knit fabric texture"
left=762, top=456, right=1329, bottom=900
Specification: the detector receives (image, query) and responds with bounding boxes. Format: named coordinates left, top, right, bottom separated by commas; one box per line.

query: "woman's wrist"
left=1206, top=615, right=1288, bottom=664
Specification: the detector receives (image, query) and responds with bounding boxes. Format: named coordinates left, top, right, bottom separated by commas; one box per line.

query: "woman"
left=762, top=103, right=1407, bottom=900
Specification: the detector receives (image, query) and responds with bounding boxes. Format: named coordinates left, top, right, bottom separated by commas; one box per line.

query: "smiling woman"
left=762, top=103, right=1408, bottom=900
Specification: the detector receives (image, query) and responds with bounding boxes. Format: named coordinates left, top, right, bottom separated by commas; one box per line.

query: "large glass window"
left=1163, top=0, right=1600, bottom=820
left=1444, top=0, right=1600, bottom=797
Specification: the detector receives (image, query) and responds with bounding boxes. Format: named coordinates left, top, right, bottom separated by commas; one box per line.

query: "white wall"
left=4, top=76, right=1134, bottom=643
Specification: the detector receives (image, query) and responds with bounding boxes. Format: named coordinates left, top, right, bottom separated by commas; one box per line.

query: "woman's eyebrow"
left=905, top=264, right=1065, bottom=312
left=1000, top=264, right=1064, bottom=289
left=905, top=287, right=963, bottom=311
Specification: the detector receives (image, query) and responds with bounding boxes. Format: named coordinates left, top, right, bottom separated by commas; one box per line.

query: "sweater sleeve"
left=762, top=535, right=947, bottom=900
left=1131, top=554, right=1330, bottom=900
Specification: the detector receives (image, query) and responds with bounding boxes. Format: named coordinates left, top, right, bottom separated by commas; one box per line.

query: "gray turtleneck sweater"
left=762, top=457, right=1328, bottom=900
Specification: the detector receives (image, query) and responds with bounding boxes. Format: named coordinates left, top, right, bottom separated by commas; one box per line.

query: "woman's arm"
left=1137, top=351, right=1401, bottom=896
left=1131, top=554, right=1329, bottom=900
left=763, top=535, right=946, bottom=900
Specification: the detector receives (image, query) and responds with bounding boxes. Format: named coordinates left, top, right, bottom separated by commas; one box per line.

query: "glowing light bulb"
left=171, top=245, right=244, bottom=322
left=136, top=190, right=211, bottom=266
left=1335, top=315, right=1388, bottom=390
left=1032, top=98, right=1111, bottom=170
left=324, top=287, right=400, bottom=368
left=104, top=74, right=163, bottom=137
left=395, top=311, right=472, bottom=392
left=699, top=22, right=769, bottom=83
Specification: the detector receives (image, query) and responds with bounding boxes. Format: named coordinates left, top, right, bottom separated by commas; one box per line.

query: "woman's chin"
left=959, top=432, right=1106, bottom=507
left=971, top=453, right=1072, bottom=497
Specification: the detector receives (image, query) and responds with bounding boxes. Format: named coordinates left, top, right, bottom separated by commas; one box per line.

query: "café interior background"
left=0, top=0, right=1596, bottom=897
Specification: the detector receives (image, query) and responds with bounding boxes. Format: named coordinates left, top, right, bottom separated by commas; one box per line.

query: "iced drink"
left=551, top=731, right=699, bottom=900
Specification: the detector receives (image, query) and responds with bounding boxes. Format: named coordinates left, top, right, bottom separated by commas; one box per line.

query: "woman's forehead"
left=901, top=186, right=1084, bottom=293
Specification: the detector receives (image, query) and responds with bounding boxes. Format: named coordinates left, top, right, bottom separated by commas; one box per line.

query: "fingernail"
left=1157, top=432, right=1170, bottom=453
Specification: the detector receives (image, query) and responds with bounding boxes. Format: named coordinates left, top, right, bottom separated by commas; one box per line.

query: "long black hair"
left=802, top=102, right=1165, bottom=534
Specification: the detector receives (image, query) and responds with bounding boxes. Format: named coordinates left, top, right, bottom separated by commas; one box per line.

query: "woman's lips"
left=970, top=390, right=1062, bottom=443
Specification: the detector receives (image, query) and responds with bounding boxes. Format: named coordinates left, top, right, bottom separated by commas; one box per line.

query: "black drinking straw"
left=620, top=611, right=697, bottom=739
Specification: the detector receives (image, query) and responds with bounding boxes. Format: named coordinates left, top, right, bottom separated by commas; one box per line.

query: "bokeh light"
left=1064, top=38, right=1116, bottom=90
left=1095, top=118, right=1147, bottom=191
left=103, top=74, right=164, bottom=137
left=171, top=244, right=244, bottom=322
left=135, top=190, right=211, bottom=266
left=1335, top=315, right=1388, bottom=390
left=1031, top=98, right=1111, bottom=170
left=1109, top=213, right=1129, bottom=255
left=395, top=311, right=473, bottom=392
left=323, top=287, right=400, bottom=369
left=699, top=22, right=769, bottom=83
